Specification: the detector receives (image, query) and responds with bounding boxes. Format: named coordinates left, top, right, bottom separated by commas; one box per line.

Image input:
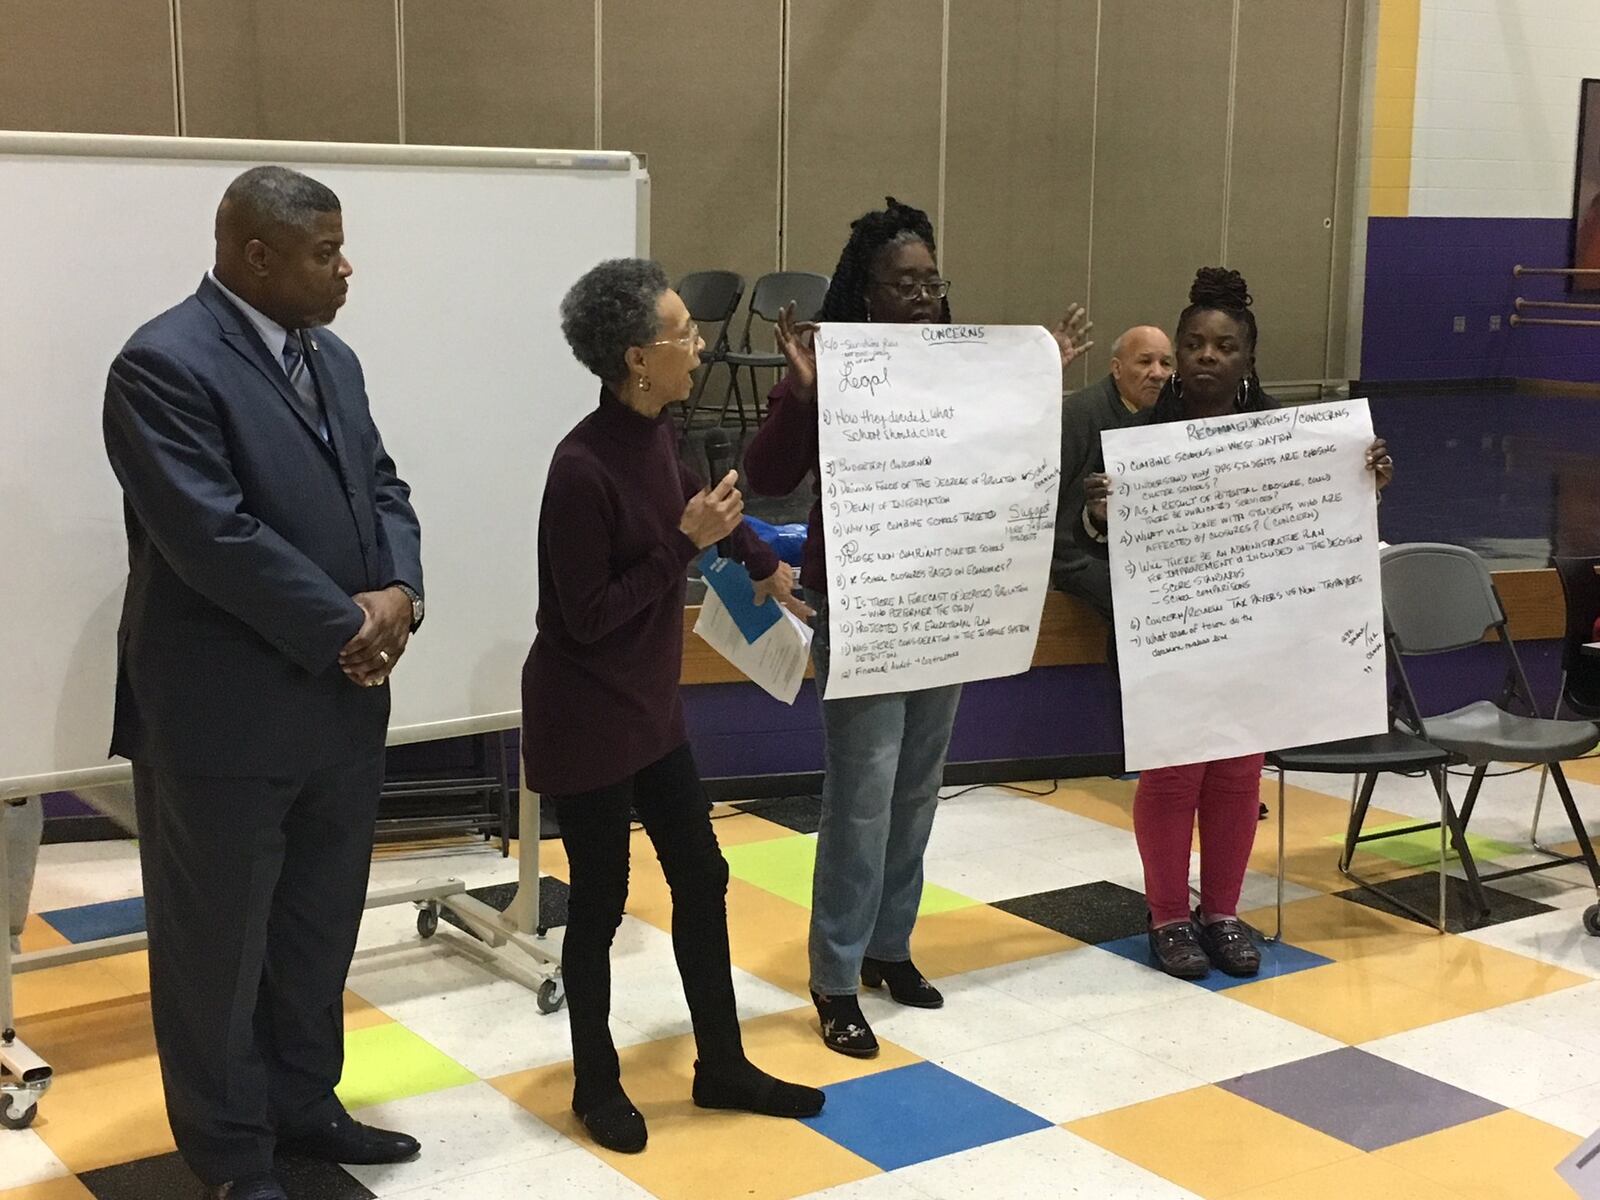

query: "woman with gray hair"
left=522, top=258, right=822, bottom=1153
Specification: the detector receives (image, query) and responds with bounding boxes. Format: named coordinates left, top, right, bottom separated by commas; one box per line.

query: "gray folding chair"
left=720, top=271, right=830, bottom=431
left=1348, top=543, right=1600, bottom=929
left=674, top=270, right=746, bottom=432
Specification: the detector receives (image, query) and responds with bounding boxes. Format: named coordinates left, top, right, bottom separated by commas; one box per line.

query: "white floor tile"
left=922, top=844, right=1096, bottom=904
left=1083, top=990, right=1341, bottom=1083
left=346, top=933, right=543, bottom=1023
left=385, top=1145, right=653, bottom=1199
left=393, top=989, right=640, bottom=1080
left=855, top=972, right=1067, bottom=1061
left=1464, top=906, right=1600, bottom=978
left=924, top=792, right=1111, bottom=858
left=1520, top=1081, right=1600, bottom=1137
left=799, top=1174, right=935, bottom=1199
left=1364, top=1011, right=1600, bottom=1109
left=0, top=1128, right=70, bottom=1189
left=897, top=1126, right=1203, bottom=1198
left=969, top=945, right=1195, bottom=1025
left=1485, top=981, right=1600, bottom=1055
left=346, top=1080, right=569, bottom=1196
left=1234, top=867, right=1320, bottom=912
left=1022, top=826, right=1187, bottom=892
left=30, top=838, right=144, bottom=911
left=937, top=1024, right=1205, bottom=1124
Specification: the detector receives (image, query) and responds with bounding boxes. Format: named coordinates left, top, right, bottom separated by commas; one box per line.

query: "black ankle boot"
left=861, top=956, right=944, bottom=1009
left=811, top=991, right=879, bottom=1058
left=572, top=1090, right=647, bottom=1154
left=692, top=1060, right=825, bottom=1118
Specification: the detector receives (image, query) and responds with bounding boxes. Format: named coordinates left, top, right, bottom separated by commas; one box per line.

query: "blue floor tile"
left=1096, top=930, right=1333, bottom=991
left=41, top=896, right=147, bottom=943
left=804, top=1061, right=1052, bottom=1171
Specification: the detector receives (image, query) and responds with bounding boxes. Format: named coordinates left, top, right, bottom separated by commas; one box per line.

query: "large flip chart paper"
left=814, top=324, right=1061, bottom=700
left=1103, top=400, right=1387, bottom=771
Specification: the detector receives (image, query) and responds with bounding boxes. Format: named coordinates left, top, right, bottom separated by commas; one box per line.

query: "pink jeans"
left=1133, top=754, right=1266, bottom=926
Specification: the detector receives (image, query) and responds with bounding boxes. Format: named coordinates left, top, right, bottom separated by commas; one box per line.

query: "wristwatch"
left=394, top=582, right=424, bottom=631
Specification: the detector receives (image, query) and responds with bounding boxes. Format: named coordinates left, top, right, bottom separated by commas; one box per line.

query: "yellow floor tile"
left=12, top=960, right=138, bottom=1021
left=491, top=1010, right=893, bottom=1200
left=1356, top=933, right=1590, bottom=1010
left=6, top=994, right=156, bottom=1080
left=1241, top=893, right=1437, bottom=963
left=0, top=1179, right=96, bottom=1200
left=911, top=903, right=1082, bottom=978
left=725, top=881, right=813, bottom=998
left=1247, top=783, right=1417, bottom=894
left=97, top=948, right=150, bottom=996
left=1037, top=777, right=1138, bottom=831
left=1067, top=1086, right=1361, bottom=1198
left=1375, top=1110, right=1581, bottom=1200
left=31, top=1050, right=175, bottom=1173
left=1221, top=1152, right=1466, bottom=1200
left=343, top=989, right=393, bottom=1031
left=18, top=914, right=71, bottom=953
left=708, top=808, right=799, bottom=846
left=1226, top=959, right=1478, bottom=1044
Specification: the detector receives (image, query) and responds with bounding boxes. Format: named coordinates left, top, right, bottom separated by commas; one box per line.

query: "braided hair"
left=1156, top=266, right=1266, bottom=415
left=818, top=197, right=952, bottom=323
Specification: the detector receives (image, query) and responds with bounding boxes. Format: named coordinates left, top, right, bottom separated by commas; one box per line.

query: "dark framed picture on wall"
left=1572, top=77, right=1600, bottom=293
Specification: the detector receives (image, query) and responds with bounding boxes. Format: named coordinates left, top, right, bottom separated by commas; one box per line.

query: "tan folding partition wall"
left=0, top=0, right=1365, bottom=387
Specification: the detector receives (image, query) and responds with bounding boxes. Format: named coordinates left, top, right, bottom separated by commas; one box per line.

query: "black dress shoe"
left=209, top=1175, right=287, bottom=1200
left=279, top=1114, right=421, bottom=1165
left=573, top=1091, right=647, bottom=1154
left=861, top=956, right=944, bottom=1008
left=812, top=991, right=879, bottom=1058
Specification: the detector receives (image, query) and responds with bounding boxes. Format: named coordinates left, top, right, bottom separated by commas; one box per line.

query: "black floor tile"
left=729, top=794, right=822, bottom=834
left=1334, top=870, right=1557, bottom=933
left=80, top=1152, right=375, bottom=1199
left=994, top=880, right=1151, bottom=943
left=437, top=875, right=569, bottom=937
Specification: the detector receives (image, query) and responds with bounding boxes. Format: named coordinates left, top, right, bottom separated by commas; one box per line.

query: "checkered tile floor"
left=10, top=760, right=1600, bottom=1199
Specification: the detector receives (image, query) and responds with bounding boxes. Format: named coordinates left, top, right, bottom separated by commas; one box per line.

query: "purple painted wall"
left=1363, top=217, right=1600, bottom=384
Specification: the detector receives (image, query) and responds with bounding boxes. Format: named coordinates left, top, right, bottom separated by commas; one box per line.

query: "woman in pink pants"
left=1083, top=268, right=1393, bottom=979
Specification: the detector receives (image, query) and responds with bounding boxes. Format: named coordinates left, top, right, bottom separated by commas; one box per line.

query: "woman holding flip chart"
left=745, top=198, right=1092, bottom=1057
left=1080, top=267, right=1394, bottom=980
left=523, top=258, right=821, bottom=1153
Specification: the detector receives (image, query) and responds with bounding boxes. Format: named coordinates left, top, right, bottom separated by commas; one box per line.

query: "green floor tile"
left=335, top=1020, right=477, bottom=1110
left=723, top=834, right=977, bottom=915
left=1328, top=821, right=1525, bottom=869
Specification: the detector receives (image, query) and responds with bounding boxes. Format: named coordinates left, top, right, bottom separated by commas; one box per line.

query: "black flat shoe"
left=209, top=1175, right=287, bottom=1200
left=573, top=1091, right=647, bottom=1154
left=812, top=991, right=879, bottom=1058
left=1195, top=911, right=1261, bottom=977
left=692, top=1060, right=824, bottom=1118
left=1148, top=919, right=1210, bottom=980
left=278, top=1114, right=420, bottom=1165
left=861, top=956, right=944, bottom=1009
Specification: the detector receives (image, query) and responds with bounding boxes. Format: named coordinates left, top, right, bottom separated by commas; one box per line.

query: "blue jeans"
left=807, top=592, right=963, bottom=995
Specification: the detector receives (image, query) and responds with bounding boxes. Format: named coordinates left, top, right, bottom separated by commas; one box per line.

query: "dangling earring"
left=864, top=297, right=873, bottom=323
left=638, top=375, right=653, bottom=393
left=1236, top=377, right=1250, bottom=409
left=1170, top=374, right=1184, bottom=401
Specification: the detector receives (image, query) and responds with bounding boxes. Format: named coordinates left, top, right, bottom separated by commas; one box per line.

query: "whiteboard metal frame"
left=0, top=131, right=652, bottom=1128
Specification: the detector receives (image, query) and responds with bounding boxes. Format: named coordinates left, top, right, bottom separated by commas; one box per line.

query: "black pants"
left=552, top=742, right=744, bottom=1109
left=133, top=751, right=383, bottom=1184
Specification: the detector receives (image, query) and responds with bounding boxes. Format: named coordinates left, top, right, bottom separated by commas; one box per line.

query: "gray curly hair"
left=560, top=258, right=671, bottom=384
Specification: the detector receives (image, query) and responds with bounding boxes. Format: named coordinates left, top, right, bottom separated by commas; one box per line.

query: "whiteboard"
left=0, top=132, right=649, bottom=796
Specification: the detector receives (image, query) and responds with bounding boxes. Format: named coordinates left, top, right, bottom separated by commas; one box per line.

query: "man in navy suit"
left=104, top=166, right=424, bottom=1200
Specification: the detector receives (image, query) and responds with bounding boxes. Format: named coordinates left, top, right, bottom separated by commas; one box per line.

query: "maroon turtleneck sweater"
left=523, top=388, right=778, bottom=795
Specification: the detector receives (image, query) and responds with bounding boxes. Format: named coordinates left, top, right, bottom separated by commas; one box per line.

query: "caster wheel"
left=1584, top=905, right=1600, bottom=937
left=536, top=977, right=566, bottom=1014
left=416, top=905, right=440, bottom=939
left=0, top=1099, right=37, bottom=1130
left=535, top=925, right=549, bottom=938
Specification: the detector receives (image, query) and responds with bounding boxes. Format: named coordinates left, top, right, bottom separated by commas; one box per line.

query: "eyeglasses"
left=869, top=278, right=951, bottom=302
left=649, top=321, right=700, bottom=349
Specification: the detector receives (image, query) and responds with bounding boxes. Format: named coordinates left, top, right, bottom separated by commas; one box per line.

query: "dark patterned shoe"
left=812, top=991, right=879, bottom=1058
left=1195, top=911, right=1261, bottom=977
left=1148, top=919, right=1210, bottom=980
left=861, top=956, right=944, bottom=1008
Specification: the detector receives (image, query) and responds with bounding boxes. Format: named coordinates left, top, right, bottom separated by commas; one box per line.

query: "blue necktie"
left=281, top=333, right=330, bottom=443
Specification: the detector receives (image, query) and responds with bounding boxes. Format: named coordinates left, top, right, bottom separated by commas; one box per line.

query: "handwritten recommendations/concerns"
left=1103, top=399, right=1387, bottom=771
left=814, top=324, right=1061, bottom=700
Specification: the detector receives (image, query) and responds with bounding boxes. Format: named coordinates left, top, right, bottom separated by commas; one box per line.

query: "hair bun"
left=1188, top=266, right=1252, bottom=311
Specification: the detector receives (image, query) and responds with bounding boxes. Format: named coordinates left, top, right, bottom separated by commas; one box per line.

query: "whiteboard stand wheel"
left=1584, top=905, right=1600, bottom=937
left=0, top=1096, right=36, bottom=1130
left=417, top=904, right=440, bottom=939
left=536, top=977, right=566, bottom=1014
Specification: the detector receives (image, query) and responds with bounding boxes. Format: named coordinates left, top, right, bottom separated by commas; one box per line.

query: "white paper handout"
left=1103, top=399, right=1387, bottom=771
left=813, top=323, right=1062, bottom=700
left=693, top=587, right=814, bottom=704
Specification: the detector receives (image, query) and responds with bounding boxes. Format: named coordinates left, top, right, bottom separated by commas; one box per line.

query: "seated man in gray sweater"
left=1050, top=325, right=1173, bottom=621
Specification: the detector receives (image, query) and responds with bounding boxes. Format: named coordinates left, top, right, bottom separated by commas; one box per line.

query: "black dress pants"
left=133, top=750, right=383, bottom=1184
left=551, top=742, right=744, bottom=1109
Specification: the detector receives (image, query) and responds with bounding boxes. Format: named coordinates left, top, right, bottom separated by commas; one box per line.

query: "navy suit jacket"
left=103, top=276, right=423, bottom=776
